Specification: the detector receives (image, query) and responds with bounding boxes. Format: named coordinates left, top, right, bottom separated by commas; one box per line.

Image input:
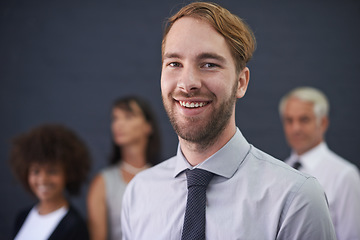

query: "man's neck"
left=179, top=125, right=237, bottom=166
left=295, top=140, right=324, bottom=156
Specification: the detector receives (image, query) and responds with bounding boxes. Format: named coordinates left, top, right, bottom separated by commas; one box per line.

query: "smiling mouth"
left=37, top=185, right=52, bottom=193
left=179, top=101, right=209, bottom=108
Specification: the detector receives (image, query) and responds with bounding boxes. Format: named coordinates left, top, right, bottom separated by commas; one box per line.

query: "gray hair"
left=279, top=87, right=329, bottom=121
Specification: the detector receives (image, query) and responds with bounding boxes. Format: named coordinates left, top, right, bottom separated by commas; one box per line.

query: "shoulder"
left=248, top=148, right=337, bottom=239
left=248, top=145, right=311, bottom=180
left=15, top=206, right=32, bottom=222
left=131, top=156, right=177, bottom=183
left=243, top=148, right=336, bottom=239
left=87, top=173, right=105, bottom=198
left=277, top=176, right=336, bottom=239
left=100, top=164, right=124, bottom=185
left=64, top=206, right=87, bottom=225
left=89, top=164, right=121, bottom=191
left=100, top=164, right=119, bottom=175
left=12, top=206, right=33, bottom=238
left=244, top=146, right=323, bottom=203
left=50, top=205, right=89, bottom=240
left=327, top=148, right=358, bottom=169
left=321, top=148, right=360, bottom=180
left=88, top=164, right=117, bottom=192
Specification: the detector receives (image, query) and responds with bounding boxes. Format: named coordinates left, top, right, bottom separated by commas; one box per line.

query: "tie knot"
left=186, top=168, right=214, bottom=188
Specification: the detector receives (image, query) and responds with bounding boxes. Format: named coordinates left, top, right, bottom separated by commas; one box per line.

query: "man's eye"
left=300, top=117, right=310, bottom=124
left=169, top=62, right=181, bottom=67
left=203, top=63, right=218, bottom=68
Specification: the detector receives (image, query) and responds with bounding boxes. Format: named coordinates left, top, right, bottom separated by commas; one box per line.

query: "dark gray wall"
left=1, top=0, right=359, bottom=238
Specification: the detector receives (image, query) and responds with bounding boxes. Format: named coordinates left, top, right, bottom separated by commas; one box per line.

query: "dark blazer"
left=12, top=205, right=89, bottom=240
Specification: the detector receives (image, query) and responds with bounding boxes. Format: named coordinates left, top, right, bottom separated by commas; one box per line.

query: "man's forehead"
left=165, top=17, right=222, bottom=45
left=163, top=17, right=233, bottom=63
left=293, top=97, right=314, bottom=107
left=170, top=16, right=213, bottom=32
left=285, top=98, right=316, bottom=115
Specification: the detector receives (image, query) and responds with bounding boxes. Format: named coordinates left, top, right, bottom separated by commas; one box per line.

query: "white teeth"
left=179, top=101, right=207, bottom=108
left=38, top=185, right=50, bottom=192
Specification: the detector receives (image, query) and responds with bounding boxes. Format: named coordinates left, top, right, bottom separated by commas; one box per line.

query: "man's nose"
left=291, top=121, right=302, bottom=132
left=177, top=66, right=201, bottom=93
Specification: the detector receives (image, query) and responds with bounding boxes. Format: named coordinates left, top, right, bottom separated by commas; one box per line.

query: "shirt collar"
left=289, top=142, right=328, bottom=171
left=173, top=128, right=251, bottom=178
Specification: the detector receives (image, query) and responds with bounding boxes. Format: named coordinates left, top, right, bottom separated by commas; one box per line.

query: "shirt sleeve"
left=277, top=177, right=337, bottom=240
left=332, top=167, right=360, bottom=240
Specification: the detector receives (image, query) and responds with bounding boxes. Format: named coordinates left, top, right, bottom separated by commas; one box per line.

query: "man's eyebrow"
left=163, top=52, right=182, bottom=60
left=163, top=52, right=227, bottom=62
left=196, top=53, right=227, bottom=63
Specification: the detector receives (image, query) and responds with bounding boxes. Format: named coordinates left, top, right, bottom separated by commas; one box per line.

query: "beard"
left=162, top=81, right=238, bottom=149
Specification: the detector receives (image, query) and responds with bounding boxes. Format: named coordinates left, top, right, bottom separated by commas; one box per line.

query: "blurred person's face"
left=28, top=163, right=66, bottom=203
left=161, top=17, right=249, bottom=145
left=111, top=103, right=152, bottom=146
left=282, top=97, right=328, bottom=155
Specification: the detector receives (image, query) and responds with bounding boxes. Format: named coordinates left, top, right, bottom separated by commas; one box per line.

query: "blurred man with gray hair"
left=279, top=86, right=360, bottom=240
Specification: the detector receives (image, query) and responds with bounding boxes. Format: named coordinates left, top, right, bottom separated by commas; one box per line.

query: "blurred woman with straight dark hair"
left=87, top=96, right=161, bottom=240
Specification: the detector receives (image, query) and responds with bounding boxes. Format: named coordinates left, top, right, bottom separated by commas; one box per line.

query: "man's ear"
left=236, top=67, right=250, bottom=99
left=321, top=116, right=329, bottom=133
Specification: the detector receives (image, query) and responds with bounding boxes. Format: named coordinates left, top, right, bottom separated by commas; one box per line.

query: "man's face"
left=282, top=97, right=327, bottom=155
left=161, top=17, right=248, bottom=146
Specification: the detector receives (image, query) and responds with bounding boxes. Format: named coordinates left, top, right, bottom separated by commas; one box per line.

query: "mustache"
left=171, top=90, right=215, bottom=99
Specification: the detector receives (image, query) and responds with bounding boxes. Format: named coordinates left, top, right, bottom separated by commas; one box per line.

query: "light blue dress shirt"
left=121, top=128, right=336, bottom=240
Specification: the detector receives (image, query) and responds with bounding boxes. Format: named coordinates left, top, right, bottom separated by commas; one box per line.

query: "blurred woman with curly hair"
left=10, top=124, right=91, bottom=240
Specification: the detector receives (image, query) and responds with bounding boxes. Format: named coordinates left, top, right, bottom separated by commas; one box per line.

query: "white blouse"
left=15, top=205, right=68, bottom=240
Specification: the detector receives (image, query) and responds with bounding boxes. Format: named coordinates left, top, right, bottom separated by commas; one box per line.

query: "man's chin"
left=173, top=121, right=209, bottom=141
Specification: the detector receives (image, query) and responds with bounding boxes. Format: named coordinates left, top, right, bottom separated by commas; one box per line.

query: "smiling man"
left=121, top=2, right=336, bottom=239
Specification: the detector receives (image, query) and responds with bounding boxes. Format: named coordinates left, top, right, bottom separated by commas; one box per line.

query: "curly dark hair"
left=109, top=96, right=162, bottom=166
left=9, top=124, right=91, bottom=196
